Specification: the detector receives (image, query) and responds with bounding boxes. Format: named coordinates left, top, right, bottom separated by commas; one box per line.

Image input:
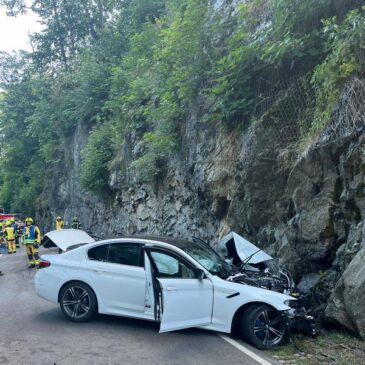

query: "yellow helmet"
left=6, top=220, right=12, bottom=226
left=56, top=216, right=62, bottom=220
left=25, top=217, right=34, bottom=223
left=10, top=217, right=15, bottom=222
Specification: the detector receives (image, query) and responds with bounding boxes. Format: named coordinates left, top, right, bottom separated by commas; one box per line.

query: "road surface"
left=0, top=247, right=280, bottom=365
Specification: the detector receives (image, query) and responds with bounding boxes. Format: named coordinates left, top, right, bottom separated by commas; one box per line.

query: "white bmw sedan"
left=35, top=230, right=294, bottom=349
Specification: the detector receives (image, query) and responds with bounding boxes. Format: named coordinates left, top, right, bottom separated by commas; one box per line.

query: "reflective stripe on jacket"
left=71, top=222, right=82, bottom=229
left=23, top=225, right=41, bottom=244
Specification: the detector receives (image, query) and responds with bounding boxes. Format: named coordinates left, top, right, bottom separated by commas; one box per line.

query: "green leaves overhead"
left=29, top=0, right=125, bottom=69
left=0, top=0, right=365, bottom=209
left=0, top=78, right=41, bottom=215
left=310, top=7, right=365, bottom=139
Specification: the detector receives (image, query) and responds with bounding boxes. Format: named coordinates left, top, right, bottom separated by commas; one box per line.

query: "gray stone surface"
left=297, top=273, right=321, bottom=294
left=34, top=29, right=365, bottom=337
left=325, top=246, right=365, bottom=338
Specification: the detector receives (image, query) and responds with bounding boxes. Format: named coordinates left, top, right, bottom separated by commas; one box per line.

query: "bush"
left=309, top=7, right=365, bottom=139
left=80, top=123, right=114, bottom=194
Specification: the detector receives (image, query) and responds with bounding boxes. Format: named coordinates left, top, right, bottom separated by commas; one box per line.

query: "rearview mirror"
left=195, top=268, right=205, bottom=280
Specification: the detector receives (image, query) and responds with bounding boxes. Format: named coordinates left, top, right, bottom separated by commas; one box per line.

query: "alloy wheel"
left=253, top=309, right=285, bottom=347
left=62, top=286, right=91, bottom=319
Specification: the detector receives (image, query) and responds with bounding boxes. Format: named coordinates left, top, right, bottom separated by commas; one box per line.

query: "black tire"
left=59, top=282, right=97, bottom=322
left=240, top=304, right=286, bottom=350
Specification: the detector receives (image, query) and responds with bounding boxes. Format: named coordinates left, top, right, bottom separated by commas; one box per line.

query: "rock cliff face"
left=34, top=2, right=365, bottom=338
left=36, top=100, right=364, bottom=337
left=325, top=227, right=365, bottom=338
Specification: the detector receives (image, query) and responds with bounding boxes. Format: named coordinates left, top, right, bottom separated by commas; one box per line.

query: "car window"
left=88, top=244, right=108, bottom=262
left=108, top=243, right=142, bottom=267
left=150, top=251, right=196, bottom=279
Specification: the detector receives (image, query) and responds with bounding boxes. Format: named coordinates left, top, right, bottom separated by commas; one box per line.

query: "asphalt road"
left=0, top=247, right=280, bottom=365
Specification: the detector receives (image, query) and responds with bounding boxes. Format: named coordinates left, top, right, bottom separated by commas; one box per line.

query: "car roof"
left=116, top=235, right=197, bottom=249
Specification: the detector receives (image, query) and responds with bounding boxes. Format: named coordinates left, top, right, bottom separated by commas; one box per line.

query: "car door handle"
left=166, top=286, right=177, bottom=291
left=93, top=267, right=105, bottom=272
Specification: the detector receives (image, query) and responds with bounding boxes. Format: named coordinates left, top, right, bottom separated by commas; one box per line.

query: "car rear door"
left=84, top=242, right=146, bottom=315
left=145, top=248, right=213, bottom=333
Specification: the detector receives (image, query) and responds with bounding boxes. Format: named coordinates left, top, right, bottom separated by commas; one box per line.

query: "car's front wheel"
left=240, top=304, right=287, bottom=349
left=59, top=282, right=97, bottom=322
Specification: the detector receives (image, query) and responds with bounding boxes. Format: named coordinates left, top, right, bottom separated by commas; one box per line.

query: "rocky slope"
left=36, top=74, right=365, bottom=338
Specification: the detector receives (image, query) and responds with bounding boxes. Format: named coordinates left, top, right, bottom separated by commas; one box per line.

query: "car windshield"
left=179, top=241, right=229, bottom=275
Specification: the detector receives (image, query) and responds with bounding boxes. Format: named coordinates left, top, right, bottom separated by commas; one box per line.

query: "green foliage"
left=211, top=0, right=364, bottom=128
left=211, top=4, right=257, bottom=126
left=0, top=79, right=43, bottom=215
left=309, top=7, right=365, bottom=138
left=107, top=22, right=159, bottom=129
left=1, top=0, right=365, bottom=208
left=144, top=126, right=178, bottom=153
left=157, top=0, right=210, bottom=104
left=80, top=123, right=114, bottom=193
left=130, top=122, right=178, bottom=181
left=129, top=153, right=159, bottom=181
left=107, top=0, right=209, bottom=179
left=29, top=0, right=125, bottom=70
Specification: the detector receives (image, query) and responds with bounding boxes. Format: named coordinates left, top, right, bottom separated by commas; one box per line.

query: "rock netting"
left=36, top=56, right=365, bottom=338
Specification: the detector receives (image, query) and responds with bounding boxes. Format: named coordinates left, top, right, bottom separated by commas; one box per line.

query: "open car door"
left=145, top=248, right=213, bottom=333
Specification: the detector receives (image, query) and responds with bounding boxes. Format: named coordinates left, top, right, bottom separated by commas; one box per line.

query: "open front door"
left=145, top=249, right=213, bottom=333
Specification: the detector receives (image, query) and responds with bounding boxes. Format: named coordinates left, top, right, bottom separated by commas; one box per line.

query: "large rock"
left=297, top=273, right=321, bottom=294
left=325, top=246, right=365, bottom=338
left=332, top=222, right=364, bottom=272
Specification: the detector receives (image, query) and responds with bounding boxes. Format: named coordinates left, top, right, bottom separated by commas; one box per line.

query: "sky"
left=0, top=7, right=42, bottom=53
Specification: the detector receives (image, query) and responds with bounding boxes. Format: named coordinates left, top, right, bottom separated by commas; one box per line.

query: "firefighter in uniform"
left=4, top=220, right=16, bottom=254
left=0, top=222, right=4, bottom=250
left=55, top=216, right=64, bottom=230
left=71, top=216, right=82, bottom=230
left=23, top=217, right=41, bottom=268
left=10, top=217, right=20, bottom=248
left=16, top=222, right=23, bottom=247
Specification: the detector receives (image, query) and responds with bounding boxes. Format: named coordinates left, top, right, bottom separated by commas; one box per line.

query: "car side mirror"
left=195, top=268, right=205, bottom=280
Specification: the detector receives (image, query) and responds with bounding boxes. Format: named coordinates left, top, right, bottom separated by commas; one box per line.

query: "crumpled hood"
left=42, top=229, right=95, bottom=251
left=217, top=232, right=273, bottom=264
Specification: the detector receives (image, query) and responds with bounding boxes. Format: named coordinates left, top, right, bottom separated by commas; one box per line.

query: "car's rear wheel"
left=240, top=304, right=286, bottom=349
left=59, top=282, right=97, bottom=322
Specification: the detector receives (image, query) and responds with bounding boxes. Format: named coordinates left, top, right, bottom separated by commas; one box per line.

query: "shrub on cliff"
left=80, top=123, right=114, bottom=194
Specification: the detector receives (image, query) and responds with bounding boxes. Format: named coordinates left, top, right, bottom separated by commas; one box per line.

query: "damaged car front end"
left=213, top=232, right=318, bottom=338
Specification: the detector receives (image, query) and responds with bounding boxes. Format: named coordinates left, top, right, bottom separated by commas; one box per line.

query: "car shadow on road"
left=33, top=307, right=65, bottom=324
left=95, top=313, right=160, bottom=331
left=96, top=314, right=210, bottom=336
left=34, top=308, right=212, bottom=338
